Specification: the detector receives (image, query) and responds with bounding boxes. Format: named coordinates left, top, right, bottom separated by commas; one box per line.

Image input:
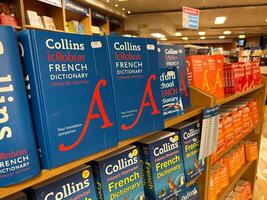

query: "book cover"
left=169, top=120, right=206, bottom=182
left=92, top=145, right=144, bottom=200
left=251, top=61, right=261, bottom=86
left=158, top=45, right=184, bottom=119
left=0, top=26, right=40, bottom=186
left=26, top=10, right=44, bottom=28
left=179, top=183, right=199, bottom=200
left=41, top=16, right=56, bottom=30
left=136, top=131, right=186, bottom=199
left=187, top=55, right=224, bottom=100
left=106, top=36, right=164, bottom=141
left=28, top=165, right=97, bottom=200
left=17, top=30, right=118, bottom=169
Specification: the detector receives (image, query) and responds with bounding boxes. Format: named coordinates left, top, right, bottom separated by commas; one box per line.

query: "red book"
left=251, top=61, right=261, bottom=86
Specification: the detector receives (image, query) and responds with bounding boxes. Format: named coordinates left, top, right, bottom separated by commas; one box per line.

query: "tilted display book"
left=106, top=36, right=164, bottom=141
left=158, top=45, right=184, bottom=119
left=17, top=30, right=118, bottom=169
left=0, top=26, right=40, bottom=187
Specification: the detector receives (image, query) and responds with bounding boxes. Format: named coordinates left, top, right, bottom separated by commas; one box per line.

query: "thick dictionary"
left=17, top=30, right=118, bottom=169
left=0, top=26, right=40, bottom=186
left=106, top=36, right=164, bottom=141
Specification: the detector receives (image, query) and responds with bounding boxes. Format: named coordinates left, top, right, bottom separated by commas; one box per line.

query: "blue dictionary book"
left=159, top=45, right=191, bottom=110
left=158, top=45, right=184, bottom=119
left=106, top=36, right=164, bottom=141
left=27, top=165, right=97, bottom=200
left=17, top=30, right=118, bottom=169
left=136, top=131, right=186, bottom=200
left=0, top=26, right=40, bottom=186
left=92, top=145, right=144, bottom=200
left=179, top=183, right=199, bottom=200
left=168, top=119, right=206, bottom=183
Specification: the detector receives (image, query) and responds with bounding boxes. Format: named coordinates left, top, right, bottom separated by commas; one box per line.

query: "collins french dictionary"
left=17, top=30, right=118, bottom=169
left=136, top=131, right=186, bottom=200
left=106, top=36, right=164, bottom=141
left=27, top=165, right=97, bottom=200
left=92, top=145, right=144, bottom=200
left=0, top=26, right=40, bottom=186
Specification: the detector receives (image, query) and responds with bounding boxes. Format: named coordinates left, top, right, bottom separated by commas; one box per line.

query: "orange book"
left=244, top=141, right=259, bottom=161
left=221, top=112, right=234, bottom=148
left=209, top=171, right=217, bottom=200
left=249, top=99, right=260, bottom=124
left=223, top=153, right=237, bottom=177
left=235, top=180, right=252, bottom=199
left=186, top=55, right=224, bottom=99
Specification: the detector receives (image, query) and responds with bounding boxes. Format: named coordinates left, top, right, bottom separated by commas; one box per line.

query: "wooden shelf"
left=164, top=105, right=204, bottom=128
left=215, top=84, right=264, bottom=105
left=25, top=25, right=64, bottom=32
left=0, top=130, right=160, bottom=198
left=0, top=103, right=206, bottom=198
left=217, top=161, right=255, bottom=200
left=211, top=124, right=258, bottom=165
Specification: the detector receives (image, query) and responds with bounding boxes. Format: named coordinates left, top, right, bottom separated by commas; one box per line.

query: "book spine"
left=17, top=30, right=51, bottom=169
left=139, top=144, right=156, bottom=199
left=92, top=163, right=105, bottom=200
left=0, top=26, right=40, bottom=186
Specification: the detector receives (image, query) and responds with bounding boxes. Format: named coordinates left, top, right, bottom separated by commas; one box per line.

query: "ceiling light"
left=117, top=0, right=128, bottom=1
left=239, top=34, right=246, bottom=39
left=198, top=31, right=205, bottom=36
left=127, top=11, right=131, bottom=14
left=106, top=0, right=110, bottom=2
left=215, top=16, right=226, bottom=24
left=174, top=32, right=182, bottom=36
left=200, top=36, right=206, bottom=40
left=122, top=8, right=125, bottom=11
left=160, top=37, right=167, bottom=41
left=224, top=31, right=231, bottom=35
left=219, top=35, right=225, bottom=39
left=182, top=37, right=188, bottom=41
left=266, top=18, right=267, bottom=22
left=115, top=4, right=118, bottom=7
left=150, top=33, right=166, bottom=38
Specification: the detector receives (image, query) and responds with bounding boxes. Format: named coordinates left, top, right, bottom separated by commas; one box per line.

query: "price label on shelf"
left=199, top=106, right=220, bottom=160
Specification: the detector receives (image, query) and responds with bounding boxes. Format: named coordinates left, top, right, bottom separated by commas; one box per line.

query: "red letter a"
left=121, top=74, right=160, bottom=131
left=59, top=80, right=113, bottom=152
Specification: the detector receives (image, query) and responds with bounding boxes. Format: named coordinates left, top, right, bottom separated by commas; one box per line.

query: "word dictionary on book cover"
left=27, top=165, right=97, bottom=200
left=169, top=119, right=206, bottom=182
left=106, top=36, right=164, bottom=141
left=0, top=26, right=40, bottom=186
left=158, top=45, right=184, bottom=119
left=137, top=132, right=186, bottom=200
left=18, top=30, right=118, bottom=169
left=92, top=145, right=144, bottom=200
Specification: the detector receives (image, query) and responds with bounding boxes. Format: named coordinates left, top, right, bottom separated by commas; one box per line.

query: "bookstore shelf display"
left=0, top=81, right=266, bottom=199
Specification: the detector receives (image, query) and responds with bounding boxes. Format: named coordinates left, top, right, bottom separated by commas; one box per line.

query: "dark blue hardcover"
left=106, top=36, right=164, bottom=141
left=17, top=30, right=118, bottom=169
left=0, top=26, right=40, bottom=186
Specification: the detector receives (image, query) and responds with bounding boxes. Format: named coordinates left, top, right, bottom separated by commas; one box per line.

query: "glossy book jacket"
left=0, top=26, right=40, bottom=186
left=17, top=30, right=118, bottom=169
left=106, top=36, right=164, bottom=141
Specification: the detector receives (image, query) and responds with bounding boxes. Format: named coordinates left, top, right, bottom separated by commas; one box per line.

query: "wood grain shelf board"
left=215, top=84, right=264, bottom=105
left=0, top=131, right=158, bottom=198
left=25, top=25, right=64, bottom=32
left=218, top=161, right=254, bottom=200
left=164, top=105, right=204, bottom=128
left=211, top=125, right=258, bottom=165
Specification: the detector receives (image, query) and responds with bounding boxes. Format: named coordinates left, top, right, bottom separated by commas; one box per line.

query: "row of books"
left=225, top=180, right=253, bottom=200
left=187, top=55, right=261, bottom=100
left=4, top=126, right=203, bottom=200
left=26, top=10, right=56, bottom=30
left=210, top=141, right=258, bottom=200
left=211, top=98, right=259, bottom=164
left=0, top=26, right=192, bottom=187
